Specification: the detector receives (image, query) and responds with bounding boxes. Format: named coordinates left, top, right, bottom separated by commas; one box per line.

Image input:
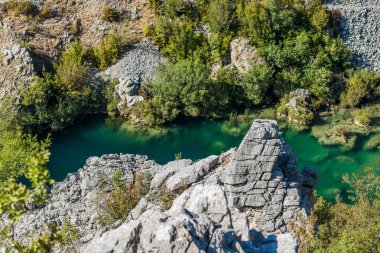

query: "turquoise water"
left=49, top=116, right=380, bottom=202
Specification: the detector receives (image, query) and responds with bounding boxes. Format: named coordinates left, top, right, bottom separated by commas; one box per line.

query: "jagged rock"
left=82, top=120, right=316, bottom=252
left=102, top=39, right=166, bottom=109
left=11, top=120, right=316, bottom=252
left=0, top=44, right=35, bottom=100
left=230, top=38, right=262, bottom=73
left=278, top=89, right=314, bottom=126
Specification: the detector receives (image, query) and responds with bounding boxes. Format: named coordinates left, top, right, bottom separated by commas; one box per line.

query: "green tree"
left=0, top=131, right=51, bottom=181
left=92, top=33, right=125, bottom=70
left=240, top=64, right=274, bottom=105
left=238, top=0, right=274, bottom=46
left=340, top=69, right=380, bottom=108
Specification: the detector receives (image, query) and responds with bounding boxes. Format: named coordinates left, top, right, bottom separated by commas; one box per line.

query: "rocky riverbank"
left=13, top=120, right=316, bottom=252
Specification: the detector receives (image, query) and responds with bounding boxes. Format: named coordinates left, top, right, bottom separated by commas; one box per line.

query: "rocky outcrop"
left=0, top=44, right=35, bottom=100
left=102, top=39, right=166, bottom=109
left=84, top=120, right=316, bottom=252
left=326, top=0, right=380, bottom=70
left=13, top=120, right=316, bottom=252
left=278, top=89, right=314, bottom=126
left=230, top=39, right=262, bottom=73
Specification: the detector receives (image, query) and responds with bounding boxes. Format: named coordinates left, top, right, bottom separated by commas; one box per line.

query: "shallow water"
left=49, top=116, right=380, bottom=202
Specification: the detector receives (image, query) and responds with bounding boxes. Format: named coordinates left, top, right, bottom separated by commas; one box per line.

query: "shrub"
left=239, top=63, right=274, bottom=105
left=340, top=69, right=380, bottom=108
left=101, top=6, right=119, bottom=22
left=238, top=1, right=274, bottom=46
left=157, top=185, right=177, bottom=210
left=364, top=134, right=380, bottom=151
left=206, top=0, right=236, bottom=35
left=37, top=4, right=53, bottom=20
left=3, top=0, right=37, bottom=17
left=310, top=7, right=329, bottom=31
left=92, top=33, right=124, bottom=70
left=0, top=131, right=51, bottom=181
left=98, top=171, right=151, bottom=225
left=351, top=109, right=372, bottom=127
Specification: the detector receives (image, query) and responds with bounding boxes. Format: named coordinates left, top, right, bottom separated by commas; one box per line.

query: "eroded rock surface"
left=13, top=120, right=316, bottom=252
left=326, top=0, right=380, bottom=70
left=84, top=120, right=316, bottom=252
left=102, top=39, right=166, bottom=109
left=0, top=44, right=35, bottom=99
left=230, top=39, right=262, bottom=73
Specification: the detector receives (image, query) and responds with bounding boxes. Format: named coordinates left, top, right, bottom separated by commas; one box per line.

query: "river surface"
left=49, top=116, right=380, bottom=202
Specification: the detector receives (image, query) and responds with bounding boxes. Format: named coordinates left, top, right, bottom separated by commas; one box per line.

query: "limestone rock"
left=102, top=39, right=166, bottom=109
left=13, top=120, right=317, bottom=253
left=230, top=38, right=262, bottom=73
left=279, top=89, right=314, bottom=126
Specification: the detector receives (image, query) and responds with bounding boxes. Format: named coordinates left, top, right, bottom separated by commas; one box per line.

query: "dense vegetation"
left=134, top=0, right=380, bottom=126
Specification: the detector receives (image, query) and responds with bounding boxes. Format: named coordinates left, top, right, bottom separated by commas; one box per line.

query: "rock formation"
left=326, top=0, right=380, bottom=70
left=12, top=120, right=316, bottom=252
left=101, top=39, right=166, bottom=109
left=230, top=39, right=262, bottom=73
left=0, top=43, right=35, bottom=100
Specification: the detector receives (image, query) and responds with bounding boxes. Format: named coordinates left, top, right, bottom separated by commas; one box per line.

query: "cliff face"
left=326, top=0, right=380, bottom=70
left=13, top=120, right=316, bottom=252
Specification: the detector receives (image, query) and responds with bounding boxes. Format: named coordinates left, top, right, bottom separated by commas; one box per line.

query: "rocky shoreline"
left=13, top=120, right=316, bottom=252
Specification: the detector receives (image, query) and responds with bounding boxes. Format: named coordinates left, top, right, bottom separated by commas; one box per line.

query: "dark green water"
left=49, top=116, right=380, bottom=202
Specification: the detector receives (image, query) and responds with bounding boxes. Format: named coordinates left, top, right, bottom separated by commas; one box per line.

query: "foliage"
left=238, top=0, right=274, bottom=46
left=174, top=152, right=182, bottom=160
left=309, top=169, right=380, bottom=253
left=101, top=79, right=120, bottom=117
left=98, top=171, right=151, bottom=226
left=157, top=185, right=177, bottom=210
left=2, top=0, right=37, bottom=17
left=57, top=221, right=80, bottom=252
left=206, top=0, right=237, bottom=35
left=351, top=109, right=372, bottom=127
left=364, top=134, right=380, bottom=151
left=0, top=131, right=51, bottom=181
left=340, top=69, right=380, bottom=108
left=91, top=33, right=125, bottom=70
left=101, top=6, right=119, bottom=22
left=239, top=64, right=274, bottom=105
left=19, top=41, right=96, bottom=131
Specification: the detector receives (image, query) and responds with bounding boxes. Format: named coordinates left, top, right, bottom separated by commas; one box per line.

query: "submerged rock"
left=13, top=120, right=316, bottom=252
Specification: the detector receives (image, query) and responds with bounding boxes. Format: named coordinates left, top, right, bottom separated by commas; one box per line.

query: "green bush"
left=101, top=6, right=119, bottom=22
left=3, top=0, right=37, bottom=17
left=19, top=41, right=96, bottom=131
left=364, top=134, right=380, bottom=151
left=98, top=171, right=151, bottom=226
left=340, top=69, right=380, bottom=108
left=206, top=0, right=236, bottom=35
left=309, top=169, right=380, bottom=253
left=351, top=109, right=372, bottom=127
left=239, top=63, right=274, bottom=105
left=92, top=34, right=124, bottom=70
left=237, top=0, right=274, bottom=46
left=0, top=131, right=51, bottom=181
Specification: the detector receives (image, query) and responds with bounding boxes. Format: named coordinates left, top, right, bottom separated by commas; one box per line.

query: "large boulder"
left=230, top=38, right=263, bottom=73
left=278, top=89, right=314, bottom=126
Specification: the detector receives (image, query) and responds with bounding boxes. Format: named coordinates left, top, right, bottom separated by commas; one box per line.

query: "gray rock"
left=12, top=120, right=317, bottom=253
left=230, top=39, right=263, bottom=73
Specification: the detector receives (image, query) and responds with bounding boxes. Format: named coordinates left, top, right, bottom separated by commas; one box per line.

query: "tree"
left=0, top=131, right=51, bottom=181
left=340, top=69, right=380, bottom=108
left=240, top=64, right=274, bottom=105
left=238, top=0, right=274, bottom=46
